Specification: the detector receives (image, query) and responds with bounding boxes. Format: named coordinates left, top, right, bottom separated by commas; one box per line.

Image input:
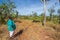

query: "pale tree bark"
left=43, top=0, right=46, bottom=26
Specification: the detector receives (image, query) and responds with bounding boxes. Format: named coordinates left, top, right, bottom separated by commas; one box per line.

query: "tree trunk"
left=50, top=13, right=53, bottom=21
left=16, top=12, right=18, bottom=19
left=43, top=0, right=46, bottom=26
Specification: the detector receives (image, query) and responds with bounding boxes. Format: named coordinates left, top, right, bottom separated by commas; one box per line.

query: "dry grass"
left=0, top=19, right=60, bottom=40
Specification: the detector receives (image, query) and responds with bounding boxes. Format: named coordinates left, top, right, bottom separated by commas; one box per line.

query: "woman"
left=7, top=16, right=16, bottom=39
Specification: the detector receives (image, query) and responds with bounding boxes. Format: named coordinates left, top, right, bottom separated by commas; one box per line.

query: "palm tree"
left=41, top=0, right=50, bottom=26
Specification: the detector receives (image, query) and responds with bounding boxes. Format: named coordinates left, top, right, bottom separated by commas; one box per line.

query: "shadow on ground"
left=13, top=29, right=23, bottom=38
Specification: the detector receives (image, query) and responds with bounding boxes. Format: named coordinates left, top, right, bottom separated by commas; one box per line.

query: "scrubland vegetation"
left=0, top=0, right=60, bottom=40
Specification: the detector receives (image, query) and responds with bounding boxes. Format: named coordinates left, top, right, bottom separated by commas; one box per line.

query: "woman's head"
left=8, top=16, right=13, bottom=20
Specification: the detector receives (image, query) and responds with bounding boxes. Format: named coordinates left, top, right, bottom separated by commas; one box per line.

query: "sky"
left=0, top=0, right=60, bottom=16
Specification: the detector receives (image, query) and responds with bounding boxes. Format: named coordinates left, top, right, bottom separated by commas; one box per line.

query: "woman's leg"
left=9, top=31, right=14, bottom=38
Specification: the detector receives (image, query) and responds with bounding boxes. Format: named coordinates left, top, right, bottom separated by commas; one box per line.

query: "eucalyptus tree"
left=32, top=12, right=37, bottom=17
left=16, top=11, right=18, bottom=19
left=41, top=0, right=50, bottom=26
left=48, top=6, right=55, bottom=21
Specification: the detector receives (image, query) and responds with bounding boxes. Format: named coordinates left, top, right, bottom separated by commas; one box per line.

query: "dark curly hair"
left=8, top=16, right=13, bottom=20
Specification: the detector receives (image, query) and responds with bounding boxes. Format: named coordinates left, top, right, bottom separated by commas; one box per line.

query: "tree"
left=48, top=7, right=55, bottom=21
left=57, top=9, right=60, bottom=24
left=16, top=11, right=18, bottom=19
left=0, top=4, right=7, bottom=24
left=39, top=13, right=44, bottom=22
left=32, top=12, right=37, bottom=17
left=0, top=0, right=16, bottom=24
left=2, top=0, right=16, bottom=17
left=0, top=8, right=2, bottom=24
left=41, top=0, right=50, bottom=26
left=7, top=0, right=16, bottom=16
left=2, top=3, right=8, bottom=17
